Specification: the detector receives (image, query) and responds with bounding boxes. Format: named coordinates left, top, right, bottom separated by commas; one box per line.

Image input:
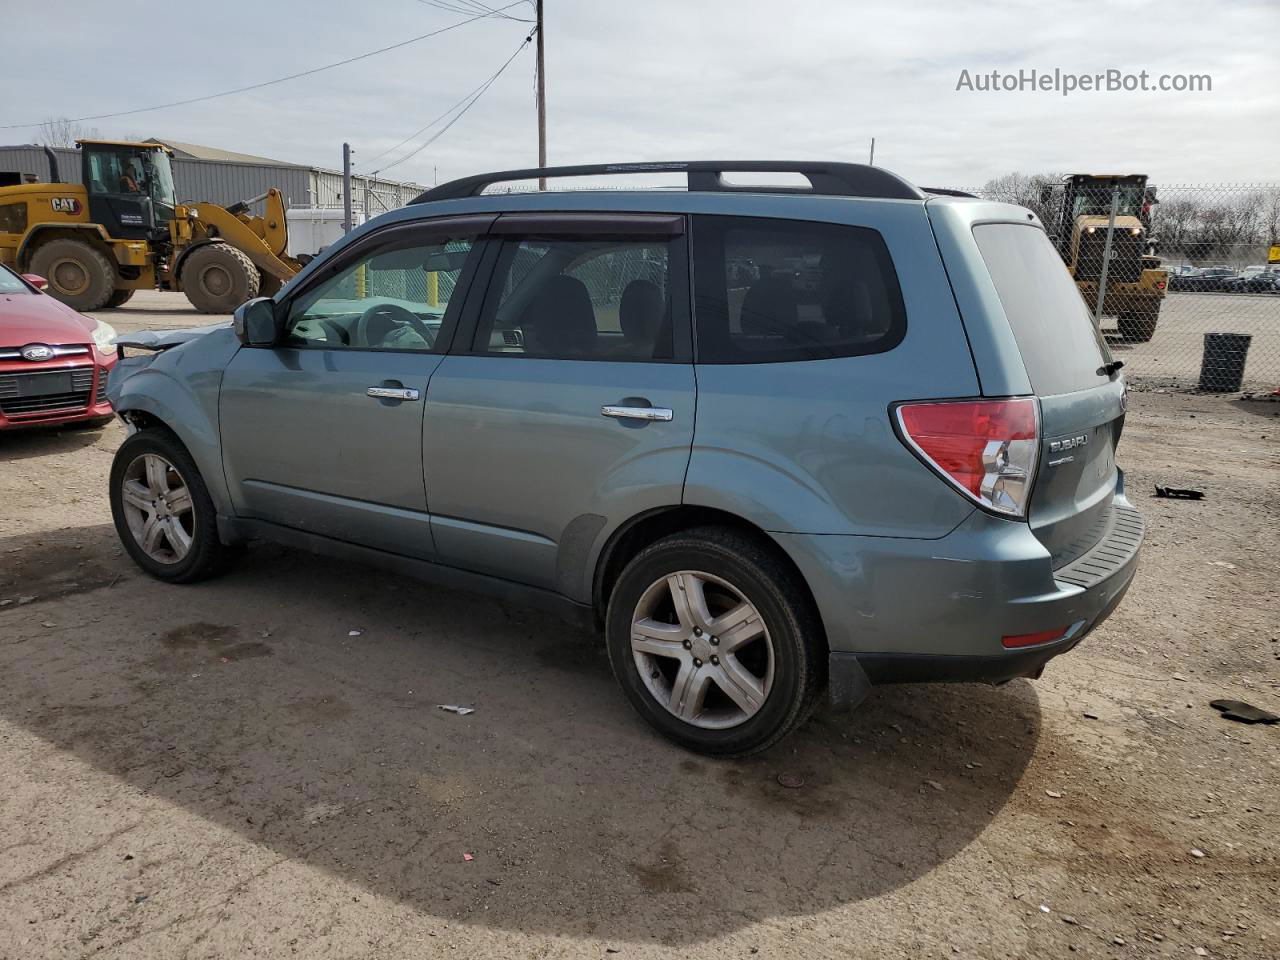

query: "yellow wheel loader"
left=0, top=141, right=304, bottom=313
left=1040, top=174, right=1168, bottom=343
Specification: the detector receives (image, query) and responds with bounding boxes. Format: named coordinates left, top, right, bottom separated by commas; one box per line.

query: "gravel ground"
left=1, top=295, right=1278, bottom=959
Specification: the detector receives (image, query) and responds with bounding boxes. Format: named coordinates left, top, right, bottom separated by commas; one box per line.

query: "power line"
left=0, top=4, right=529, bottom=131
left=360, top=29, right=531, bottom=169
left=417, top=0, right=532, bottom=21
left=374, top=30, right=534, bottom=175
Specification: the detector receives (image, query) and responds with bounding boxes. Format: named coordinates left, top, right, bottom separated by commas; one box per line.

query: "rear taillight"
left=895, top=397, right=1040, bottom=518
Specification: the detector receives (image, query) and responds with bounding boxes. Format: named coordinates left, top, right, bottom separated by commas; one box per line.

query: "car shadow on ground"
left=0, top=421, right=111, bottom=461
left=0, top=525, right=1042, bottom=946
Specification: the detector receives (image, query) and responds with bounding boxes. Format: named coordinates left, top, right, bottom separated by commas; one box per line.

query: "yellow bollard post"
left=427, top=270, right=439, bottom=308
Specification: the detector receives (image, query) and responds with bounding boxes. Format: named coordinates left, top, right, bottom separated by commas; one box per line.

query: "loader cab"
left=1041, top=174, right=1151, bottom=284
left=78, top=140, right=176, bottom=241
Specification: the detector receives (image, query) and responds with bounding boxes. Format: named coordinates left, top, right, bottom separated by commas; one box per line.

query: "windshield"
left=146, top=149, right=176, bottom=217
left=1071, top=182, right=1145, bottom=219
left=0, top=265, right=32, bottom=295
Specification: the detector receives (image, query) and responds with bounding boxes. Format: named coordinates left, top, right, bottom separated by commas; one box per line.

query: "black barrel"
left=1198, top=333, right=1252, bottom=392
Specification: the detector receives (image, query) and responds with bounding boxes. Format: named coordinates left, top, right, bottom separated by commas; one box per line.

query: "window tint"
left=286, top=235, right=475, bottom=351
left=973, top=223, right=1111, bottom=396
left=474, top=238, right=675, bottom=360
left=692, top=215, right=906, bottom=363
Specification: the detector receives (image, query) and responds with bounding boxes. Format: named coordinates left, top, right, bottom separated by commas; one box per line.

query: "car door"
left=422, top=212, right=695, bottom=595
left=218, top=215, right=493, bottom=558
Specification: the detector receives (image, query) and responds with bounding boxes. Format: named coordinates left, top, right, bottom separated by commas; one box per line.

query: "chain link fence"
left=962, top=177, right=1280, bottom=394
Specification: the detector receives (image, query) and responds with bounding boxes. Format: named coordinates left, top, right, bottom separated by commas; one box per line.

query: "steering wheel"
left=354, top=302, right=436, bottom=349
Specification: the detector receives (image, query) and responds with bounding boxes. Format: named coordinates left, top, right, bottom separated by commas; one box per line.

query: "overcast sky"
left=2, top=0, right=1275, bottom=189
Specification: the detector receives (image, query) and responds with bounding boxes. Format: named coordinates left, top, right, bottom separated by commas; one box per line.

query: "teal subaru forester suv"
left=107, top=161, right=1143, bottom=755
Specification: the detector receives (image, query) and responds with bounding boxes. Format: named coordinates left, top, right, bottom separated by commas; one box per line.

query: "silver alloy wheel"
left=119, top=453, right=195, bottom=564
left=631, top=570, right=775, bottom=730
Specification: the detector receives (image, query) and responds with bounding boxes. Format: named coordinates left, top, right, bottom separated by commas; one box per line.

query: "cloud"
left=3, top=0, right=1275, bottom=189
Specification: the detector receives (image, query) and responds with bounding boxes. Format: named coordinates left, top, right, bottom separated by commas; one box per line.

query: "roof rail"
left=410, top=161, right=926, bottom=204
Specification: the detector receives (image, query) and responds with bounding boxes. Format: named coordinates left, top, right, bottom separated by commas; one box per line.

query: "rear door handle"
left=601, top=404, right=673, bottom=422
left=368, top=386, right=420, bottom=401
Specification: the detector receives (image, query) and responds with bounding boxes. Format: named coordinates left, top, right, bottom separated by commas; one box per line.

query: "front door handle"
left=368, top=386, right=420, bottom=401
left=601, top=404, right=673, bottom=422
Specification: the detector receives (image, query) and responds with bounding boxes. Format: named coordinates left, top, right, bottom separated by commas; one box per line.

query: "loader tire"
left=103, top=288, right=136, bottom=309
left=257, top=272, right=284, bottom=298
left=182, top=244, right=260, bottom=314
left=28, top=238, right=117, bottom=311
left=1118, top=312, right=1158, bottom=344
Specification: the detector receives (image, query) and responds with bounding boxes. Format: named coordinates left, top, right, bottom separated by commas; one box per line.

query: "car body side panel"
left=423, top=356, right=696, bottom=596
left=107, top=327, right=241, bottom=516
left=684, top=203, right=980, bottom=538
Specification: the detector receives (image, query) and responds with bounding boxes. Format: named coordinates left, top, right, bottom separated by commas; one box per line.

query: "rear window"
left=973, top=223, right=1111, bottom=396
left=692, top=215, right=906, bottom=363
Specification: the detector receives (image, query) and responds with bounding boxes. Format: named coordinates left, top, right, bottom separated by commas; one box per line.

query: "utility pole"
left=536, top=0, right=546, bottom=188
left=342, top=142, right=353, bottom=233
left=868, top=138, right=875, bottom=166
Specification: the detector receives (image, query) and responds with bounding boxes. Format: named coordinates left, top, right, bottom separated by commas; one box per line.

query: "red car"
left=0, top=264, right=117, bottom=430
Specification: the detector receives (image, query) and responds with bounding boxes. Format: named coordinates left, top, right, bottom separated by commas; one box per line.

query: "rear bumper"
left=772, top=487, right=1144, bottom=705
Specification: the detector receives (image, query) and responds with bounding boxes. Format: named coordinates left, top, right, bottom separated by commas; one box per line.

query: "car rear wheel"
left=109, top=428, right=239, bottom=583
left=605, top=526, right=824, bottom=756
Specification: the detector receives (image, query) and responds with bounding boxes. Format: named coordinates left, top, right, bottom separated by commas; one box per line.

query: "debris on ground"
left=776, top=773, right=805, bottom=789
left=438, top=704, right=475, bottom=716
left=1190, top=848, right=1207, bottom=858
left=462, top=852, right=474, bottom=862
left=1210, top=699, right=1279, bottom=724
left=924, top=779, right=944, bottom=791
left=348, top=629, right=363, bottom=637
left=1045, top=789, right=1063, bottom=798
left=1154, top=484, right=1205, bottom=500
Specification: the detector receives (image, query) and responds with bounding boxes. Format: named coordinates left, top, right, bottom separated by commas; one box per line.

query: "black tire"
left=605, top=526, right=825, bottom=756
left=108, top=427, right=239, bottom=583
left=102, top=288, right=136, bottom=309
left=257, top=272, right=284, bottom=298
left=1118, top=313, right=1158, bottom=343
left=28, top=238, right=117, bottom=311
left=181, top=244, right=260, bottom=313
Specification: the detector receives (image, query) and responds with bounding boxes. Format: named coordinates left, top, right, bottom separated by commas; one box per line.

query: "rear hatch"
left=972, top=222, right=1126, bottom=566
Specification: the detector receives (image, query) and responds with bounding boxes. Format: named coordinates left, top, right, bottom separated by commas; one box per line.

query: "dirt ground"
left=1, top=295, right=1278, bottom=959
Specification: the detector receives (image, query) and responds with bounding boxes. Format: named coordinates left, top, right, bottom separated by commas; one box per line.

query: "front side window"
left=692, top=215, right=906, bottom=363
left=286, top=235, right=476, bottom=351
left=473, top=237, right=675, bottom=360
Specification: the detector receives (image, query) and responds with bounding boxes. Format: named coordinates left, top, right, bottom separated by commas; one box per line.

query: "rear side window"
left=973, top=223, right=1111, bottom=396
left=472, top=237, right=676, bottom=361
left=692, top=215, right=906, bottom=363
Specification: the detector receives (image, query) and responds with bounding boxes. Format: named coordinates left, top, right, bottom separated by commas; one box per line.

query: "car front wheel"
left=109, top=427, right=238, bottom=583
left=605, top=527, right=824, bottom=756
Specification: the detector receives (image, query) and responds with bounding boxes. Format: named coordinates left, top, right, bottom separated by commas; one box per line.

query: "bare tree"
left=978, top=171, right=1063, bottom=226
left=37, top=117, right=100, bottom=147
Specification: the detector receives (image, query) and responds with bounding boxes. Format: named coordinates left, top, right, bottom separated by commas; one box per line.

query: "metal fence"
left=961, top=178, right=1280, bottom=394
